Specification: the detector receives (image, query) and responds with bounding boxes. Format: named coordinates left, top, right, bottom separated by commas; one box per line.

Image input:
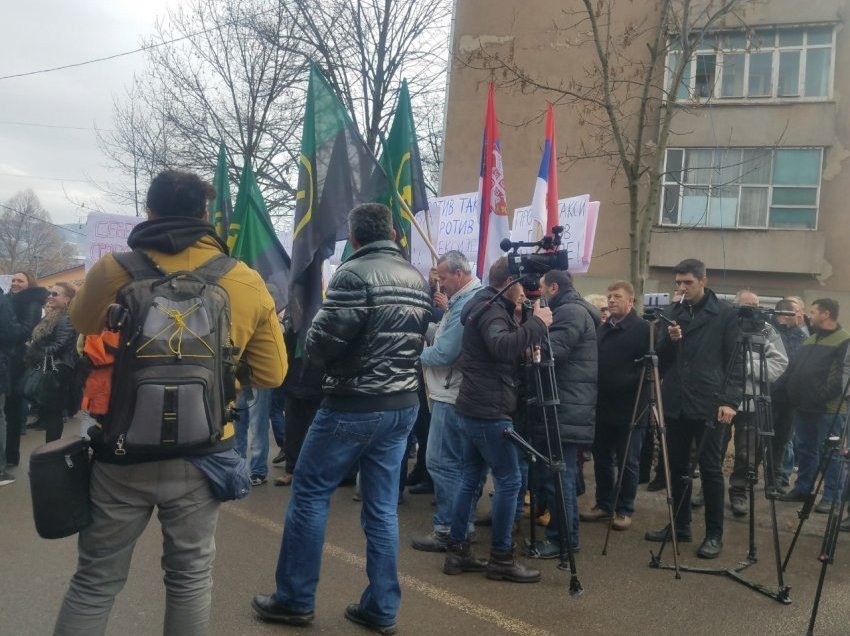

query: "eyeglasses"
left=49, top=291, right=61, bottom=297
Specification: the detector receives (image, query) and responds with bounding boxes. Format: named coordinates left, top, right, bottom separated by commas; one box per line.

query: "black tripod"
left=506, top=334, right=582, bottom=596
left=780, top=375, right=850, bottom=634
left=599, top=317, right=681, bottom=578
left=650, top=327, right=792, bottom=604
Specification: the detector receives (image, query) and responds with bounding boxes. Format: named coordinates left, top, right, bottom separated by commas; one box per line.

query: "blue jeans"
left=426, top=401, right=474, bottom=534
left=593, top=423, right=644, bottom=516
left=270, top=383, right=286, bottom=449
left=449, top=415, right=520, bottom=553
left=792, top=411, right=844, bottom=501
left=235, top=389, right=273, bottom=478
left=274, top=405, right=417, bottom=625
left=539, top=443, right=579, bottom=548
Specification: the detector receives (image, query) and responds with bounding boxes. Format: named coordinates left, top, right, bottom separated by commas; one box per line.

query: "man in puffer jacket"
left=528, top=270, right=600, bottom=558
left=254, top=203, right=431, bottom=634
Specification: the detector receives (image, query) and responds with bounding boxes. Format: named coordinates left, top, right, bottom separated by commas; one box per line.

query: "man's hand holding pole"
left=533, top=300, right=553, bottom=328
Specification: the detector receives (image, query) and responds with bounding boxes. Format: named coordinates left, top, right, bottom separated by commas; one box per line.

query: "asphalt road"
left=2, top=422, right=849, bottom=635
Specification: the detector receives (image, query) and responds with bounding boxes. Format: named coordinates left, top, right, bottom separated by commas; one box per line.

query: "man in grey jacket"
left=723, top=290, right=788, bottom=516
left=411, top=251, right=481, bottom=552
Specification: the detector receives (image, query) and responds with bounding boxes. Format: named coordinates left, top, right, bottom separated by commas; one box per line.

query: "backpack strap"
left=193, top=254, right=238, bottom=285
left=113, top=249, right=166, bottom=280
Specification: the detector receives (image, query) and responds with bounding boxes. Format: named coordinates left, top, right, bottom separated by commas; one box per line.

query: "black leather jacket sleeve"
left=0, top=297, right=22, bottom=345
left=305, top=269, right=369, bottom=373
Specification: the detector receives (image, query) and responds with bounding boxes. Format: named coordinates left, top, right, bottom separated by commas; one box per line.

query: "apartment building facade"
left=441, top=0, right=850, bottom=305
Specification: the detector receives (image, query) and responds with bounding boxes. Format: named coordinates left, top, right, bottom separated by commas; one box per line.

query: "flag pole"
left=396, top=191, right=438, bottom=265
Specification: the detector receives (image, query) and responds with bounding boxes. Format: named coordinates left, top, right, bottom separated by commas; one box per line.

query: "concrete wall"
left=443, top=0, right=850, bottom=302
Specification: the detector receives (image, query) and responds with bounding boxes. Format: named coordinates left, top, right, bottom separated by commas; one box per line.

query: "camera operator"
left=442, top=256, right=551, bottom=583
left=526, top=270, right=600, bottom=558
left=644, top=259, right=743, bottom=560
left=722, top=290, right=787, bottom=516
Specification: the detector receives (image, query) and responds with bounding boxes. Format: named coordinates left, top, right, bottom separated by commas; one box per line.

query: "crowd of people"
left=2, top=170, right=849, bottom=635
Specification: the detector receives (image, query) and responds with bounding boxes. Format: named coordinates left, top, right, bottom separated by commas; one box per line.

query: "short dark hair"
left=775, top=298, right=797, bottom=312
left=813, top=298, right=839, bottom=320
left=146, top=170, right=215, bottom=219
left=349, top=203, right=393, bottom=246
left=488, top=257, right=512, bottom=288
left=673, top=258, right=707, bottom=279
left=542, top=269, right=573, bottom=291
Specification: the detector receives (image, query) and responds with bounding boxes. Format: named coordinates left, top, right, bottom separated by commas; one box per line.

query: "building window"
left=661, top=148, right=822, bottom=230
left=666, top=26, right=834, bottom=102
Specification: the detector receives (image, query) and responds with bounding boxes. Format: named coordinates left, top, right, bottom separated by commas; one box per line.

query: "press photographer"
left=442, top=256, right=551, bottom=584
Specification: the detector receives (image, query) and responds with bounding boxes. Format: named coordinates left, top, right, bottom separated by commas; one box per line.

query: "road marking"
left=223, top=505, right=552, bottom=636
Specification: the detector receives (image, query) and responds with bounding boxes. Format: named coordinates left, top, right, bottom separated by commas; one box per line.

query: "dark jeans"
left=449, top=415, right=520, bottom=553
left=540, top=442, right=579, bottom=549
left=283, top=395, right=321, bottom=476
left=792, top=411, right=844, bottom=501
left=274, top=406, right=417, bottom=625
left=667, top=416, right=726, bottom=539
left=593, top=422, right=644, bottom=516
left=270, top=383, right=286, bottom=449
left=772, top=400, right=796, bottom=486
left=5, top=392, right=26, bottom=465
left=722, top=412, right=758, bottom=499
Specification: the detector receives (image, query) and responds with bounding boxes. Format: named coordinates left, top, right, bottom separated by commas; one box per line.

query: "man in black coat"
left=527, top=269, right=600, bottom=558
left=645, top=259, right=743, bottom=559
left=443, top=256, right=551, bottom=584
left=582, top=281, right=650, bottom=531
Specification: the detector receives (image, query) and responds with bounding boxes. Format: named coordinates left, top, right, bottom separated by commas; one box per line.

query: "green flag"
left=208, top=142, right=232, bottom=240
left=383, top=80, right=430, bottom=260
left=230, top=160, right=291, bottom=311
left=289, top=63, right=388, bottom=336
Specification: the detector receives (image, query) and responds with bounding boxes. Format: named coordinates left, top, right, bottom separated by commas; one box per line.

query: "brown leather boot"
left=443, top=543, right=488, bottom=575
left=486, top=550, right=541, bottom=583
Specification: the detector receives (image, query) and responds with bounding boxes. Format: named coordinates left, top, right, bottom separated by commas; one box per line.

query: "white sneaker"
left=0, top=473, right=16, bottom=487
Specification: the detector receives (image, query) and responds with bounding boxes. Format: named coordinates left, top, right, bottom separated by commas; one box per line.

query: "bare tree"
left=462, top=0, right=751, bottom=299
left=0, top=191, right=78, bottom=276
left=275, top=0, right=452, bottom=155
left=99, top=0, right=306, bottom=216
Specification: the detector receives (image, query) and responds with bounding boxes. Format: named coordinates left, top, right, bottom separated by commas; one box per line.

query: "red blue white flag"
left=477, top=83, right=510, bottom=282
left=528, top=104, right=559, bottom=241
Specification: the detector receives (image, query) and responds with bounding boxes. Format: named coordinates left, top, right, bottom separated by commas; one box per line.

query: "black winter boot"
left=486, top=550, right=541, bottom=583
left=443, top=543, right=488, bottom=575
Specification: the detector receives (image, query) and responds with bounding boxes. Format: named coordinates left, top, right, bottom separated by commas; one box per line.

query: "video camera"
left=734, top=305, right=795, bottom=333
left=500, top=226, right=570, bottom=294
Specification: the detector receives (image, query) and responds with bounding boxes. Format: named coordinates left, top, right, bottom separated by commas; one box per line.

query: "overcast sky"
left=0, top=0, right=183, bottom=225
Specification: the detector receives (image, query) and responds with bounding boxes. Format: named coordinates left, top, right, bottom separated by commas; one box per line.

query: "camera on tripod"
left=734, top=305, right=795, bottom=333
left=499, top=226, right=570, bottom=293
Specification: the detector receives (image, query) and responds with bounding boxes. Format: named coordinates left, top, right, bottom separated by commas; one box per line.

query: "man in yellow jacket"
left=55, top=170, right=287, bottom=636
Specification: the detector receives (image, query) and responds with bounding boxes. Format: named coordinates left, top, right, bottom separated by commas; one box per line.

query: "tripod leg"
left=807, top=456, right=849, bottom=636
left=650, top=402, right=681, bottom=578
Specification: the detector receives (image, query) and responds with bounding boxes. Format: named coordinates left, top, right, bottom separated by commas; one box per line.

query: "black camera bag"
left=29, top=437, right=92, bottom=539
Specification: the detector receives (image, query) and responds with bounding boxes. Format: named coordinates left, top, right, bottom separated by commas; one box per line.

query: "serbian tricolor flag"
left=477, top=83, right=510, bottom=283
left=528, top=105, right=559, bottom=241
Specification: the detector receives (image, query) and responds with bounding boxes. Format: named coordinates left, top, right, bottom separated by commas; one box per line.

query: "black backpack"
left=101, top=250, right=239, bottom=458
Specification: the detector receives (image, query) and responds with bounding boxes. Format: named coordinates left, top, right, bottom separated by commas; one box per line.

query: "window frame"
left=664, top=25, right=836, bottom=104
left=659, top=147, right=824, bottom=231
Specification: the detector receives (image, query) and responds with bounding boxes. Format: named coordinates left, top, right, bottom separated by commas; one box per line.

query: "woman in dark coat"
left=25, top=281, right=78, bottom=443
left=5, top=271, right=48, bottom=465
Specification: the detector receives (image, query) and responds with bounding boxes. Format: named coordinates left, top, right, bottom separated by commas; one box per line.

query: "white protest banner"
left=571, top=201, right=600, bottom=274
left=0, top=275, right=11, bottom=293
left=85, top=212, right=144, bottom=271
left=411, top=192, right=479, bottom=277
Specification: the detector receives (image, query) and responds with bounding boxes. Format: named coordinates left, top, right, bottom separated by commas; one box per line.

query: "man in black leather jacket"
left=254, top=203, right=431, bottom=634
left=644, top=259, right=743, bottom=559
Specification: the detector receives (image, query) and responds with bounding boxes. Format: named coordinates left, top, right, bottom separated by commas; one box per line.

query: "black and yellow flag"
left=289, top=63, right=388, bottom=336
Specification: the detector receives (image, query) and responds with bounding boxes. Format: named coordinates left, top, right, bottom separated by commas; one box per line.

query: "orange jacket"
left=80, top=331, right=120, bottom=415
